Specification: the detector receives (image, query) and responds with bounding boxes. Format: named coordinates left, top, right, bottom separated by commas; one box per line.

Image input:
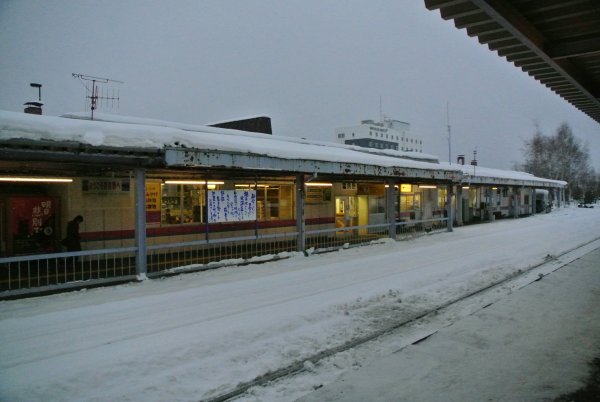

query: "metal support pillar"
left=511, top=187, right=520, bottom=219
left=295, top=174, right=306, bottom=252
left=532, top=188, right=536, bottom=215
left=386, top=180, right=397, bottom=240
left=456, top=186, right=463, bottom=226
left=446, top=184, right=453, bottom=232
left=558, top=188, right=563, bottom=208
left=134, top=168, right=147, bottom=277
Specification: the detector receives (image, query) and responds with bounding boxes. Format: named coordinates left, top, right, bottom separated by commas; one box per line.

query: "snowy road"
left=0, top=207, right=599, bottom=402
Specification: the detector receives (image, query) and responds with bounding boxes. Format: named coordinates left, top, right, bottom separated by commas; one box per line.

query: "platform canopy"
left=0, top=110, right=567, bottom=188
left=425, top=0, right=600, bottom=125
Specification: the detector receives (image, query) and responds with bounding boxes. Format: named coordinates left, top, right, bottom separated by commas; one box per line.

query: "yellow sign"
left=400, top=184, right=412, bottom=193
left=145, top=182, right=161, bottom=212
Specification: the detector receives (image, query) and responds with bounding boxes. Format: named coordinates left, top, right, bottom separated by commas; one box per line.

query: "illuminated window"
left=162, top=183, right=211, bottom=225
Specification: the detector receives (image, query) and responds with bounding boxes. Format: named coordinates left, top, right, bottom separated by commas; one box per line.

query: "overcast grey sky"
left=1, top=0, right=599, bottom=170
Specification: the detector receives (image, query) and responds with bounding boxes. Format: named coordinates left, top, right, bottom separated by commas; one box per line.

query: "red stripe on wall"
left=80, top=217, right=336, bottom=242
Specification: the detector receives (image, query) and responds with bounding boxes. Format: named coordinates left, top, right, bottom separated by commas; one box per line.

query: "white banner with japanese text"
left=207, top=190, right=257, bottom=223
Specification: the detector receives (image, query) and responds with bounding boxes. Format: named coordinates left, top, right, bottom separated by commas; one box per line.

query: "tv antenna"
left=72, top=73, right=123, bottom=120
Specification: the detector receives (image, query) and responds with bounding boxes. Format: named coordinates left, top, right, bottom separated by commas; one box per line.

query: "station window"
left=235, top=183, right=294, bottom=221
left=468, top=188, right=478, bottom=208
left=161, top=183, right=214, bottom=224
left=400, top=193, right=421, bottom=211
left=258, top=186, right=287, bottom=220
left=437, top=188, right=447, bottom=209
left=160, top=181, right=294, bottom=225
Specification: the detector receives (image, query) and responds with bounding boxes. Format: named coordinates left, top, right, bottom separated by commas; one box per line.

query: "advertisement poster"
left=10, top=196, right=58, bottom=254
left=306, top=187, right=332, bottom=203
left=145, top=182, right=162, bottom=223
left=208, top=190, right=256, bottom=223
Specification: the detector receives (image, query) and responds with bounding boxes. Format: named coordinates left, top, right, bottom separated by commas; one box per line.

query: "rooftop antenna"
left=446, top=102, right=452, bottom=165
left=72, top=73, right=123, bottom=120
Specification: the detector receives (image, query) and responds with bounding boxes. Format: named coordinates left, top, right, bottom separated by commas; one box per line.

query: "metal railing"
left=0, top=247, right=137, bottom=292
left=306, top=223, right=391, bottom=251
left=395, top=217, right=449, bottom=236
left=305, top=218, right=449, bottom=252
left=146, top=232, right=299, bottom=274
left=1, top=218, right=449, bottom=295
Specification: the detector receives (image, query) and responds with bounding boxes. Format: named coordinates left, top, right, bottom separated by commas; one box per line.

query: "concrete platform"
left=298, top=247, right=600, bottom=402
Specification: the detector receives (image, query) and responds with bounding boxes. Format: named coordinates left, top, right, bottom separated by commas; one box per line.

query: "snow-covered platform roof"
left=446, top=163, right=567, bottom=188
left=0, top=110, right=566, bottom=188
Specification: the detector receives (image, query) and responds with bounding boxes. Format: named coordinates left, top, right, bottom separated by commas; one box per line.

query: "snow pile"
left=0, top=206, right=598, bottom=402
left=0, top=110, right=450, bottom=171
left=64, top=111, right=441, bottom=163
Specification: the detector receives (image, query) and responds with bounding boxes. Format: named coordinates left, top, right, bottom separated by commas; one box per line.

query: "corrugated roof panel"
left=425, top=0, right=600, bottom=125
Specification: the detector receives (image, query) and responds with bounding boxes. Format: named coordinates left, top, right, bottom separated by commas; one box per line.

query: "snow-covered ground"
left=1, top=206, right=599, bottom=402
left=297, top=246, right=600, bottom=402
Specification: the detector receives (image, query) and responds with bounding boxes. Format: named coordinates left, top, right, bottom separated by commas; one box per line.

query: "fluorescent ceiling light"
left=0, top=177, right=73, bottom=183
left=164, top=180, right=224, bottom=185
left=418, top=185, right=437, bottom=189
left=305, top=182, right=332, bottom=187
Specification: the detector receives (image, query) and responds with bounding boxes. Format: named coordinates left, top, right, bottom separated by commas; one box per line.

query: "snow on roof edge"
left=61, top=112, right=443, bottom=165
left=0, top=110, right=566, bottom=186
left=440, top=162, right=567, bottom=186
left=2, top=110, right=453, bottom=172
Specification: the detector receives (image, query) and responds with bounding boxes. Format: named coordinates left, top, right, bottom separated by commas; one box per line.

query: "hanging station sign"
left=82, top=178, right=130, bottom=194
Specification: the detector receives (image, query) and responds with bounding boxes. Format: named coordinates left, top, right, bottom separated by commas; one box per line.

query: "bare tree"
left=519, top=122, right=594, bottom=202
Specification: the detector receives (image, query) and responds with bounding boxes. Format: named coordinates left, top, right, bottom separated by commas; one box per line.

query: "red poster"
left=10, top=196, right=59, bottom=254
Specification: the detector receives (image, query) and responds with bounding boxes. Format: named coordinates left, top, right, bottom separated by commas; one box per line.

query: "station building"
left=0, top=110, right=566, bottom=296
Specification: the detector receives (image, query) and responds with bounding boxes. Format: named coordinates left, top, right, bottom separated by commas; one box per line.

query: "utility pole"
left=447, top=102, right=452, bottom=165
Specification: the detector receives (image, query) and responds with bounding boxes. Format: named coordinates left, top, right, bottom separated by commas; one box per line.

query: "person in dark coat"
left=63, top=215, right=83, bottom=252
left=62, top=215, right=83, bottom=274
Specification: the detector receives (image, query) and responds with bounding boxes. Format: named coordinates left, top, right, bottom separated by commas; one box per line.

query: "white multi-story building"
left=335, top=118, right=423, bottom=152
